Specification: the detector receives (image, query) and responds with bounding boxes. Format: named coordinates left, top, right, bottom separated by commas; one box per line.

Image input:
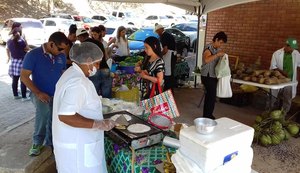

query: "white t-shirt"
left=115, top=37, right=129, bottom=56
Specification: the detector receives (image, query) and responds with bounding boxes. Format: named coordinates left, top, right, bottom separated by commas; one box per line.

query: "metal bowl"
left=194, top=118, right=217, bottom=135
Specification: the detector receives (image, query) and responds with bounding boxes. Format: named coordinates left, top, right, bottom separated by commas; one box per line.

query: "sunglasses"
left=53, top=43, right=65, bottom=51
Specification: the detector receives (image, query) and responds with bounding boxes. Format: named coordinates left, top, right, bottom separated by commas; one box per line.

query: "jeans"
left=12, top=75, right=27, bottom=98
left=201, top=75, right=218, bottom=119
left=89, top=69, right=112, bottom=98
left=31, top=93, right=53, bottom=146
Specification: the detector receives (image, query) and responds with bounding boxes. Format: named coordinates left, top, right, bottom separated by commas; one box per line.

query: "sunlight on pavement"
left=0, top=45, right=12, bottom=84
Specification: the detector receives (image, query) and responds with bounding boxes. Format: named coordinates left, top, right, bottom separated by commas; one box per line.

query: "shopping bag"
left=215, top=54, right=231, bottom=78
left=140, top=82, right=180, bottom=119
left=217, top=75, right=233, bottom=98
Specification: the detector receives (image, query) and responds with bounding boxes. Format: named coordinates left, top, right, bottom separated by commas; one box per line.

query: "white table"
left=232, top=79, right=297, bottom=110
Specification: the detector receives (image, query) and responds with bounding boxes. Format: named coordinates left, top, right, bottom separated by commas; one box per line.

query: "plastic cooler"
left=172, top=148, right=253, bottom=173
left=179, top=117, right=254, bottom=173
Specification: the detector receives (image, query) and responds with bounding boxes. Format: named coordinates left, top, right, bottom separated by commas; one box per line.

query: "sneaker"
left=29, top=144, right=43, bottom=156
left=14, top=96, right=22, bottom=100
left=22, top=97, right=31, bottom=102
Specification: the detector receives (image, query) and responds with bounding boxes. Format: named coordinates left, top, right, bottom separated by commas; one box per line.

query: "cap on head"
left=154, top=24, right=164, bottom=32
left=286, top=38, right=298, bottom=49
left=76, top=28, right=88, bottom=37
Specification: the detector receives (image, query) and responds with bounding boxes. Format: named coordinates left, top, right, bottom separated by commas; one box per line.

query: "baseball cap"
left=154, top=24, right=164, bottom=32
left=286, top=38, right=298, bottom=49
left=76, top=28, right=88, bottom=37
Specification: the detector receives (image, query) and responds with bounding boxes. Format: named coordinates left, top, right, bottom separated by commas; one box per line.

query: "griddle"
left=104, top=111, right=164, bottom=150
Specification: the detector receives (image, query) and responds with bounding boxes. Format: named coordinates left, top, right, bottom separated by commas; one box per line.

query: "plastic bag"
left=217, top=75, right=232, bottom=98
left=215, top=54, right=231, bottom=78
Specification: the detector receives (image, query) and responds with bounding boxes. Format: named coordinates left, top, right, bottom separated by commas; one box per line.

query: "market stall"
left=101, top=97, right=260, bottom=173
left=230, top=79, right=297, bottom=110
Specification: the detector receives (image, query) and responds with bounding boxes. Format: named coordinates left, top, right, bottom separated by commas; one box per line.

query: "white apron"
left=52, top=63, right=107, bottom=173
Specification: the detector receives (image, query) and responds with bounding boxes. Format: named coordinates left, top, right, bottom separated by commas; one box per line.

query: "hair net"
left=69, top=42, right=103, bottom=64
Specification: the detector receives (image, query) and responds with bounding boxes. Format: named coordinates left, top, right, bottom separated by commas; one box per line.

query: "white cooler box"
left=172, top=148, right=253, bottom=173
left=179, top=117, right=254, bottom=173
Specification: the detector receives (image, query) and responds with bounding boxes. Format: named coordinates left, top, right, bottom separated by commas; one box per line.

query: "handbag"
left=140, top=81, right=180, bottom=119
left=215, top=54, right=231, bottom=78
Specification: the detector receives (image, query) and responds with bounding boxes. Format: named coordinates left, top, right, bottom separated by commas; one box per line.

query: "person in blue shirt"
left=20, top=32, right=69, bottom=156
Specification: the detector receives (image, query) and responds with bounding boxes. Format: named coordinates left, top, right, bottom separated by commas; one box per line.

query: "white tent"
left=95, top=0, right=259, bottom=13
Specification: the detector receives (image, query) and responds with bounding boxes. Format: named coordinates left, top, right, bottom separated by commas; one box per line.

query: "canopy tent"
left=95, top=0, right=259, bottom=13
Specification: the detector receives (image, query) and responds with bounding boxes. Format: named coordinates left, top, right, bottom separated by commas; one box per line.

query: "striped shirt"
left=201, top=43, right=221, bottom=78
left=147, top=58, right=165, bottom=77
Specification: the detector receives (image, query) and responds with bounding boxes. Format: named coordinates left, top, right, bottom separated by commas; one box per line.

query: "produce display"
left=231, top=64, right=291, bottom=85
left=119, top=56, right=144, bottom=67
left=253, top=109, right=300, bottom=146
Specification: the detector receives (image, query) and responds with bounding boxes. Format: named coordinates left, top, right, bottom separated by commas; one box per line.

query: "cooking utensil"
left=115, top=114, right=129, bottom=126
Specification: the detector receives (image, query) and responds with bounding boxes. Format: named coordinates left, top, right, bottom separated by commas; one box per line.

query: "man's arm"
left=20, top=69, right=51, bottom=103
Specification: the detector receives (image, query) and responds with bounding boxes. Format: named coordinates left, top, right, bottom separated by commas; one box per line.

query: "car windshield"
left=82, top=17, right=93, bottom=23
left=160, top=16, right=168, bottom=19
left=21, top=21, right=43, bottom=28
left=106, top=28, right=115, bottom=35
left=128, top=28, right=158, bottom=41
left=124, top=12, right=135, bottom=18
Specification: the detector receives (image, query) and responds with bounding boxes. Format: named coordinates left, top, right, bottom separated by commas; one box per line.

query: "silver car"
left=0, top=18, right=46, bottom=47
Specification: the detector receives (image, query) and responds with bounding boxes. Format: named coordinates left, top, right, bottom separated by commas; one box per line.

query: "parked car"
left=40, top=18, right=75, bottom=39
left=43, top=13, right=74, bottom=20
left=128, top=27, right=190, bottom=56
left=0, top=18, right=46, bottom=47
left=142, top=15, right=171, bottom=28
left=171, top=22, right=198, bottom=50
left=104, top=23, right=138, bottom=42
left=110, top=10, right=141, bottom=27
left=73, top=16, right=101, bottom=30
left=91, top=15, right=117, bottom=24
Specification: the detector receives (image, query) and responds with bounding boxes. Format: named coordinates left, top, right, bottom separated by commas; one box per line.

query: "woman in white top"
left=52, top=42, right=115, bottom=173
left=108, top=26, right=129, bottom=62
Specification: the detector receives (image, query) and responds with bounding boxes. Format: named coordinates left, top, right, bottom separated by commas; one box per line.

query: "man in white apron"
left=52, top=42, right=115, bottom=173
left=155, top=24, right=176, bottom=92
left=270, top=38, right=300, bottom=115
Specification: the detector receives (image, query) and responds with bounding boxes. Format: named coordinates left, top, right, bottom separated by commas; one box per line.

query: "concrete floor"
left=173, top=87, right=300, bottom=173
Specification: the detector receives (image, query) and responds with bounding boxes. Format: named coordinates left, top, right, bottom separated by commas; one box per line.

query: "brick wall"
left=206, top=0, right=300, bottom=94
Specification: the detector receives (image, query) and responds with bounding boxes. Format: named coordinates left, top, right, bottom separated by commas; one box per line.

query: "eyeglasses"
left=55, top=43, right=65, bottom=51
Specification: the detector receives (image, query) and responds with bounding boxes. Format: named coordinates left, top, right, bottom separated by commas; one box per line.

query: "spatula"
left=115, top=114, right=129, bottom=126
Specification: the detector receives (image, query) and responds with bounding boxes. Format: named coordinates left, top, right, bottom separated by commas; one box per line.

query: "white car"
left=142, top=15, right=172, bottom=28
left=0, top=18, right=46, bottom=47
left=91, top=15, right=117, bottom=24
left=103, top=23, right=138, bottom=42
left=40, top=18, right=75, bottom=39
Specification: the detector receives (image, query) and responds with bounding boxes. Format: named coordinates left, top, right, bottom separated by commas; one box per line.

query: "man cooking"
left=270, top=38, right=300, bottom=116
left=52, top=42, right=115, bottom=173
